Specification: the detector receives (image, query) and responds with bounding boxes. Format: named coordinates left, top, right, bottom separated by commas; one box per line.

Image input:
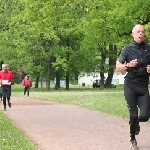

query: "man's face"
left=2, top=66, right=8, bottom=72
left=132, top=25, right=145, bottom=43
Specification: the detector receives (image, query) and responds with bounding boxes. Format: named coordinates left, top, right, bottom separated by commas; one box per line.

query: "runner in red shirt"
left=22, top=75, right=32, bottom=98
left=0, top=64, right=14, bottom=111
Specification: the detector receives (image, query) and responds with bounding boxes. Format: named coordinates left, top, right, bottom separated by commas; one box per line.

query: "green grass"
left=0, top=84, right=131, bottom=149
left=0, top=111, right=38, bottom=150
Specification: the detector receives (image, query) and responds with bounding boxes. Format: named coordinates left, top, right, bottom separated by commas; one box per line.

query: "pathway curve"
left=1, top=97, right=150, bottom=150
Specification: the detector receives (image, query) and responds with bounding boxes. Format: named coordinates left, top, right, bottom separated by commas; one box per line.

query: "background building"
left=78, top=72, right=125, bottom=87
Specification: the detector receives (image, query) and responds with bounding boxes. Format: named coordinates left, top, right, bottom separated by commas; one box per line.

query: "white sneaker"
left=130, top=140, right=139, bottom=149
left=27, top=97, right=29, bottom=99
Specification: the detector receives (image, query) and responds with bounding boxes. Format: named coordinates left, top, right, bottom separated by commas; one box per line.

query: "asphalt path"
left=1, top=97, right=150, bottom=150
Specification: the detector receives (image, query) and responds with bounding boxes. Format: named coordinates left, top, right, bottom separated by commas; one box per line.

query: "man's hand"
left=8, top=82, right=11, bottom=85
left=128, top=59, right=138, bottom=67
left=146, top=65, right=150, bottom=73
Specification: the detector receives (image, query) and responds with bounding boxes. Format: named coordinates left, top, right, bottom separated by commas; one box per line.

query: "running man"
left=116, top=24, right=150, bottom=149
left=22, top=75, right=32, bottom=98
left=0, top=64, right=14, bottom=111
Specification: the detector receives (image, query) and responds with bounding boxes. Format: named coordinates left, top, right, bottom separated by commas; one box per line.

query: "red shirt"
left=22, top=78, right=32, bottom=87
left=0, top=70, right=14, bottom=85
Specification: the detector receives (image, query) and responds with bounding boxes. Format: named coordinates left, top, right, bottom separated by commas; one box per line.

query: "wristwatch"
left=125, top=63, right=129, bottom=68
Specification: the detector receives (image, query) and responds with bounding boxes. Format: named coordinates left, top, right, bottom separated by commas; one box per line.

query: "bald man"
left=116, top=24, right=150, bottom=149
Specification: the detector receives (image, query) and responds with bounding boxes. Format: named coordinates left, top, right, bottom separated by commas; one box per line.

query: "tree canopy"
left=1, top=0, right=150, bottom=89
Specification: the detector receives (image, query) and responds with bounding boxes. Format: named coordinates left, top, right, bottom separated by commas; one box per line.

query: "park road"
left=1, top=97, right=150, bottom=150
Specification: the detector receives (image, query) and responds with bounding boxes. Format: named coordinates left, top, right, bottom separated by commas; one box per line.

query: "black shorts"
left=1, top=85, right=11, bottom=97
left=0, top=87, right=2, bottom=94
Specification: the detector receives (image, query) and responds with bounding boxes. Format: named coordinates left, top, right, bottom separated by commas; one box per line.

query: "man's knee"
left=3, top=96, right=6, bottom=99
left=138, top=115, right=149, bottom=122
left=130, top=116, right=138, bottom=124
left=7, top=97, right=10, bottom=100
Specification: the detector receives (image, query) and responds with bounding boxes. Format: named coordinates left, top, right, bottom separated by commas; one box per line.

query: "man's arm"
left=116, top=59, right=138, bottom=72
left=22, top=79, right=25, bottom=86
left=30, top=80, right=32, bottom=87
left=11, top=79, right=14, bottom=85
left=146, top=65, right=150, bottom=73
left=116, top=47, right=128, bottom=72
left=116, top=61, right=128, bottom=72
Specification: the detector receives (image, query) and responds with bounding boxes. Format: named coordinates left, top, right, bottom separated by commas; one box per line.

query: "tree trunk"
left=105, top=44, right=117, bottom=88
left=99, top=44, right=106, bottom=90
left=66, top=72, right=69, bottom=90
left=65, top=48, right=70, bottom=90
left=100, top=72, right=105, bottom=90
left=54, top=71, right=60, bottom=90
left=46, top=56, right=51, bottom=91
left=40, top=77, right=43, bottom=88
left=35, top=76, right=39, bottom=88
left=0, top=61, right=4, bottom=70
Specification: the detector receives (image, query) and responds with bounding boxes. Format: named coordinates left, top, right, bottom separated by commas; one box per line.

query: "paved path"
left=1, top=97, right=150, bottom=150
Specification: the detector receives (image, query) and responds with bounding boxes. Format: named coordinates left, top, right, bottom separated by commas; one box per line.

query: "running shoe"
left=130, top=140, right=139, bottom=149
left=8, top=103, right=11, bottom=108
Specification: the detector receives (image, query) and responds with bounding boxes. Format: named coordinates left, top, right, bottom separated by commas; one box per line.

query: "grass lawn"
left=0, top=111, right=39, bottom=150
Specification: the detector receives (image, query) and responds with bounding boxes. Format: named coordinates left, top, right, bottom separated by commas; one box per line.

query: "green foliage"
left=1, top=0, right=150, bottom=87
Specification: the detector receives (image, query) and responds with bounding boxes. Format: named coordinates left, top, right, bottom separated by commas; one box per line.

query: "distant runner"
left=22, top=75, right=32, bottom=98
left=0, top=64, right=14, bottom=111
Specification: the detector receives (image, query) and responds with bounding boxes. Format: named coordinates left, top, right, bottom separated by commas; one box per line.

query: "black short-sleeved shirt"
left=119, top=41, right=150, bottom=83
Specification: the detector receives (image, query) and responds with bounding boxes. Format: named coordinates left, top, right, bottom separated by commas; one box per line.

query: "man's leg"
left=124, top=81, right=138, bottom=142
left=1, top=86, right=7, bottom=110
left=24, top=87, right=27, bottom=95
left=0, top=87, right=2, bottom=101
left=7, top=96, right=11, bottom=108
left=7, top=86, right=11, bottom=108
left=0, top=93, right=2, bottom=102
left=27, top=88, right=29, bottom=97
left=138, top=90, right=150, bottom=122
left=3, top=97, right=6, bottom=110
